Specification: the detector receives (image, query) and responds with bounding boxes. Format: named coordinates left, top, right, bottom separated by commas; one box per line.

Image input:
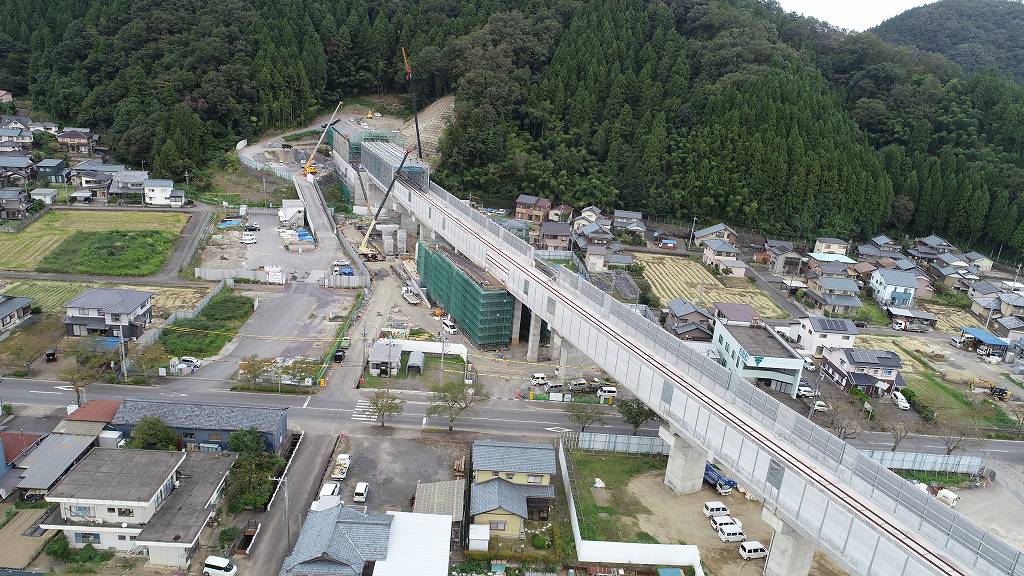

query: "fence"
left=565, top=431, right=671, bottom=455
left=556, top=439, right=703, bottom=575
left=134, top=279, right=233, bottom=350
left=322, top=272, right=365, bottom=288
left=180, top=210, right=214, bottom=272
left=316, top=290, right=365, bottom=382
left=195, top=268, right=276, bottom=283
left=0, top=206, right=50, bottom=233
left=865, top=451, right=984, bottom=475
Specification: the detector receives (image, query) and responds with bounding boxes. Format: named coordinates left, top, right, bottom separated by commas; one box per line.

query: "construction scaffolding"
left=416, top=241, right=514, bottom=348
left=329, top=127, right=395, bottom=164
left=361, top=140, right=430, bottom=191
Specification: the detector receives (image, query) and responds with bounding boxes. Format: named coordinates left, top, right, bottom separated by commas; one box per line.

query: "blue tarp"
left=217, top=220, right=243, bottom=229
left=961, top=327, right=1008, bottom=346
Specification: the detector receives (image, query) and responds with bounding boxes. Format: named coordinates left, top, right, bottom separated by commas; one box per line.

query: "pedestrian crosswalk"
left=352, top=399, right=378, bottom=423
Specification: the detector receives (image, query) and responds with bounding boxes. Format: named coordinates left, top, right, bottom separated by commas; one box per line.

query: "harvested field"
left=0, top=280, right=208, bottom=318
left=635, top=253, right=786, bottom=318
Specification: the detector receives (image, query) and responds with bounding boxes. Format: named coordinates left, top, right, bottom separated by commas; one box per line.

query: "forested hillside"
left=1, top=0, right=1023, bottom=259
left=874, top=0, right=1024, bottom=82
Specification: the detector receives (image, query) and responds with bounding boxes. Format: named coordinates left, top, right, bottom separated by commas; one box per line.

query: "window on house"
left=489, top=521, right=507, bottom=531
left=129, top=536, right=137, bottom=541
left=505, top=473, right=515, bottom=480
left=74, top=533, right=101, bottom=545
left=106, top=507, right=116, bottom=514
left=842, top=335, right=851, bottom=340
left=527, top=475, right=540, bottom=484
left=111, top=314, right=121, bottom=322
left=117, top=508, right=134, bottom=517
left=491, top=471, right=499, bottom=477
left=71, top=505, right=93, bottom=518
left=182, top=432, right=196, bottom=440
left=208, top=432, right=222, bottom=442
left=117, top=535, right=127, bottom=541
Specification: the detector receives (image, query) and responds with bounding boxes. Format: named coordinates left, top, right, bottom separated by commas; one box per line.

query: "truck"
left=401, top=286, right=421, bottom=305
left=704, top=462, right=738, bottom=496
left=331, top=453, right=351, bottom=480
left=891, top=319, right=929, bottom=332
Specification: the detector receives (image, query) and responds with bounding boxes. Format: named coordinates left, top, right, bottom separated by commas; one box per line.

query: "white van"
left=936, top=488, right=960, bottom=508
left=531, top=373, right=548, bottom=386
left=718, top=524, right=746, bottom=543
left=891, top=390, right=910, bottom=410
left=319, top=482, right=340, bottom=498
left=353, top=481, right=369, bottom=503
left=802, top=356, right=816, bottom=372
left=202, top=555, right=238, bottom=576
left=545, top=381, right=564, bottom=393
left=738, top=541, right=768, bottom=560
left=442, top=319, right=458, bottom=335
left=710, top=515, right=743, bottom=532
left=703, top=501, right=730, bottom=518
left=596, top=386, right=618, bottom=401
left=241, top=232, right=257, bottom=244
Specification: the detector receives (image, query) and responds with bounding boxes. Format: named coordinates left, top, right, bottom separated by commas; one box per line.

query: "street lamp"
left=269, top=475, right=291, bottom=545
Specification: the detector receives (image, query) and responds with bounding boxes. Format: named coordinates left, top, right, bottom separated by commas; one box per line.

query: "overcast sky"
left=776, top=0, right=935, bottom=31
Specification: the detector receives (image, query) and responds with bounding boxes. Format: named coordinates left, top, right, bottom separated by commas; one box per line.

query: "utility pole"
left=1014, top=263, right=1022, bottom=287
left=269, top=475, right=291, bottom=545
left=439, top=329, right=447, bottom=385
left=688, top=215, right=698, bottom=251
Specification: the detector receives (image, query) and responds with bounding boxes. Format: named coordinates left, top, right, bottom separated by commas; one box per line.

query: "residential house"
left=584, top=244, right=608, bottom=272
left=850, top=261, right=878, bottom=280
left=14, top=433, right=97, bottom=498
left=664, top=298, right=713, bottom=342
left=514, top=194, right=551, bottom=224
left=547, top=204, right=572, bottom=222
left=571, top=206, right=603, bottom=232
left=813, top=237, right=849, bottom=255
left=75, top=170, right=112, bottom=193
left=712, top=302, right=759, bottom=327
left=913, top=270, right=936, bottom=301
left=806, top=252, right=856, bottom=273
left=964, top=251, right=993, bottom=273
left=71, top=160, right=124, bottom=174
left=40, top=448, right=236, bottom=568
left=0, top=155, right=33, bottom=180
left=821, top=348, right=904, bottom=397
left=0, top=128, right=32, bottom=150
left=57, top=129, right=97, bottom=154
left=470, top=439, right=555, bottom=538
left=572, top=221, right=613, bottom=252
left=64, top=287, right=154, bottom=338
left=856, top=234, right=904, bottom=262
left=368, top=340, right=402, bottom=377
left=0, top=91, right=12, bottom=103
left=692, top=223, right=738, bottom=247
left=612, top=209, right=645, bottom=234
left=110, top=170, right=149, bottom=199
left=764, top=240, right=802, bottom=276
left=0, top=140, right=23, bottom=153
left=701, top=239, right=746, bottom=277
left=992, top=316, right=1024, bottom=343
left=0, top=115, right=31, bottom=130
left=29, top=120, right=59, bottom=134
left=713, top=321, right=804, bottom=396
left=869, top=269, right=917, bottom=308
left=111, top=399, right=288, bottom=452
left=0, top=431, right=42, bottom=498
left=970, top=280, right=1001, bottom=299
left=30, top=187, right=58, bottom=205
left=908, top=234, right=957, bottom=263
left=998, top=292, right=1024, bottom=318
left=932, top=264, right=980, bottom=292
left=280, top=504, right=451, bottom=576
left=539, top=221, right=571, bottom=251
left=809, top=260, right=854, bottom=279
left=0, top=188, right=29, bottom=220
left=499, top=218, right=531, bottom=242
left=34, top=158, right=68, bottom=184
left=804, top=276, right=862, bottom=315
left=142, top=179, right=183, bottom=207
left=795, top=317, right=858, bottom=357
left=0, top=295, right=33, bottom=335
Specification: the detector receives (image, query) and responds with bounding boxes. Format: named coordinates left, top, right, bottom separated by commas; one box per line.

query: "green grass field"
left=569, top=451, right=667, bottom=542
left=37, top=230, right=178, bottom=276
left=159, top=291, right=254, bottom=357
left=0, top=210, right=188, bottom=272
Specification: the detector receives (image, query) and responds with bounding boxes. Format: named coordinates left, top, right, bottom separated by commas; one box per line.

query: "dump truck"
left=331, top=453, right=351, bottom=480
left=704, top=462, right=738, bottom=495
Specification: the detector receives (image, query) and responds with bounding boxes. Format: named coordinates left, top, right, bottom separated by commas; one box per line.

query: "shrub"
left=46, top=533, right=71, bottom=561
left=199, top=293, right=255, bottom=322
left=30, top=305, right=42, bottom=314
left=2, top=402, right=14, bottom=415
left=531, top=533, right=549, bottom=549
left=901, top=387, right=937, bottom=422
left=219, top=526, right=241, bottom=551
left=63, top=565, right=96, bottom=574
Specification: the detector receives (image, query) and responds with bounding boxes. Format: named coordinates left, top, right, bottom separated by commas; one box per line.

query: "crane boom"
left=401, top=47, right=423, bottom=160
left=358, top=148, right=412, bottom=259
left=303, top=100, right=343, bottom=176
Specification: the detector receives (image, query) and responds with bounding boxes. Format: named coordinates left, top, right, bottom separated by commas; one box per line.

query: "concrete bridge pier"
left=511, top=300, right=523, bottom=345
left=660, top=426, right=708, bottom=495
left=418, top=222, right=434, bottom=242
left=399, top=206, right=417, bottom=235
left=762, top=508, right=815, bottom=576
left=526, top=312, right=542, bottom=363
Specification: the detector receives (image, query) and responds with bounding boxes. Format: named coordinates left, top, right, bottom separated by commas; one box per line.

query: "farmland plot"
left=920, top=303, right=980, bottom=333
left=0, top=280, right=208, bottom=318
left=635, top=254, right=786, bottom=318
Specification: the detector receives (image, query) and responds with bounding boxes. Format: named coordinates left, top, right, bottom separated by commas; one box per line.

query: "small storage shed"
left=407, top=350, right=425, bottom=374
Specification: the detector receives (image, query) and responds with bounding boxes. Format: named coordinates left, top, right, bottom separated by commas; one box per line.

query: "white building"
left=795, top=317, right=859, bottom=357
left=712, top=321, right=804, bottom=397
left=869, top=269, right=917, bottom=308
left=40, top=448, right=236, bottom=568
left=142, top=179, right=184, bottom=207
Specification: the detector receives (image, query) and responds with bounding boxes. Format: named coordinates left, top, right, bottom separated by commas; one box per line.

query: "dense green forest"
left=1, top=0, right=1023, bottom=259
left=874, top=0, right=1024, bottom=82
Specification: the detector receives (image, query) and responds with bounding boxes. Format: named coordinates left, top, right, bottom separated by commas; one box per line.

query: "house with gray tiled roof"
left=664, top=299, right=713, bottom=342
left=692, top=222, right=737, bottom=247
left=471, top=440, right=555, bottom=537
left=111, top=399, right=287, bottom=452
left=64, top=287, right=154, bottom=339
left=280, top=505, right=393, bottom=576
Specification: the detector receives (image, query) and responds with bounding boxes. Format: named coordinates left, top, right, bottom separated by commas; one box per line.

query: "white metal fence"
left=566, top=431, right=671, bottom=455
left=135, top=279, right=232, bottom=348
left=866, top=451, right=984, bottom=476
left=194, top=268, right=275, bottom=283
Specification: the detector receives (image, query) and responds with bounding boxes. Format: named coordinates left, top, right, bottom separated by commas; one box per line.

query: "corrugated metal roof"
left=52, top=420, right=105, bottom=436
left=16, top=433, right=95, bottom=490
left=413, top=480, right=464, bottom=518
left=112, top=399, right=285, bottom=435
left=472, top=439, right=555, bottom=474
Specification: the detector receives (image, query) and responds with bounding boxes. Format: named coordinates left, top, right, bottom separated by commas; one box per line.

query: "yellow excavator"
left=357, top=148, right=411, bottom=261
left=302, top=100, right=343, bottom=176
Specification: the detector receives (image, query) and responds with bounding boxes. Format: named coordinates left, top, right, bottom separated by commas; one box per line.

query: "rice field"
left=0, top=280, right=209, bottom=318
left=920, top=303, right=980, bottom=333
left=635, top=254, right=786, bottom=318
left=0, top=210, right=188, bottom=271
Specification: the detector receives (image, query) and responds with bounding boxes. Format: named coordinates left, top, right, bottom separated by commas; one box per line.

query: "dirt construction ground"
left=627, top=472, right=845, bottom=576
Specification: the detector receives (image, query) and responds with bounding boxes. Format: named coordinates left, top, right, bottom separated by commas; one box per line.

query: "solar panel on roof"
left=820, top=318, right=845, bottom=332
left=850, top=350, right=878, bottom=364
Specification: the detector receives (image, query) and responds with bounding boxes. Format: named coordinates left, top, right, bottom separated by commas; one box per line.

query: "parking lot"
left=201, top=212, right=345, bottom=279
left=323, top=430, right=468, bottom=512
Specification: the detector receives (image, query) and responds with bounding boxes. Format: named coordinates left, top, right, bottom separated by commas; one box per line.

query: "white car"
left=353, top=481, right=369, bottom=503
left=334, top=259, right=351, bottom=267
left=241, top=232, right=257, bottom=244
left=179, top=356, right=202, bottom=369
left=202, top=555, right=237, bottom=576
left=802, top=357, right=817, bottom=372
left=812, top=401, right=831, bottom=412
left=796, top=386, right=818, bottom=398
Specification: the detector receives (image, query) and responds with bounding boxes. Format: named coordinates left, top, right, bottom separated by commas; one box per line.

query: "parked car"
left=717, top=524, right=746, bottom=543
left=281, top=143, right=293, bottom=149
left=319, top=482, right=340, bottom=498
left=802, top=356, right=816, bottom=372
left=738, top=541, right=768, bottom=560
left=531, top=373, right=548, bottom=386
left=596, top=386, right=618, bottom=402
left=567, top=378, right=590, bottom=393
left=812, top=401, right=831, bottom=412
left=710, top=515, right=743, bottom=532
left=441, top=319, right=458, bottom=334
left=891, top=390, right=910, bottom=410
left=179, top=356, right=202, bottom=369
left=202, top=555, right=238, bottom=576
left=245, top=223, right=261, bottom=232
left=353, top=481, right=369, bottom=503
left=334, top=259, right=351, bottom=267
left=853, top=320, right=868, bottom=328
left=333, top=349, right=346, bottom=363
left=796, top=386, right=818, bottom=398
left=241, top=232, right=257, bottom=244
left=703, top=501, right=731, bottom=518
left=544, top=382, right=564, bottom=394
